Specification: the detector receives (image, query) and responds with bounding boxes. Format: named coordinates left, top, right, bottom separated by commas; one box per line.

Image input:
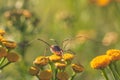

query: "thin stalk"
left=108, top=65, right=116, bottom=80
left=36, top=74, right=40, bottom=80
left=69, top=72, right=76, bottom=80
left=0, top=62, right=11, bottom=69
left=0, top=57, right=6, bottom=66
left=113, top=62, right=120, bottom=76
left=109, top=64, right=120, bottom=80
left=101, top=69, right=109, bottom=80
left=49, top=62, right=55, bottom=80
left=55, top=68, right=58, bottom=80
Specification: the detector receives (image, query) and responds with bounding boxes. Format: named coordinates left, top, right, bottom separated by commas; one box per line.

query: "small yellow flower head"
left=106, top=49, right=120, bottom=61
left=49, top=54, right=62, bottom=62
left=0, top=29, right=5, bottom=36
left=38, top=70, right=52, bottom=80
left=90, top=55, right=110, bottom=69
left=57, top=72, right=69, bottom=80
left=33, top=56, right=49, bottom=67
left=29, top=66, right=39, bottom=76
left=0, top=47, right=7, bottom=58
left=71, top=63, right=84, bottom=73
left=63, top=53, right=74, bottom=61
left=2, top=40, right=17, bottom=49
left=6, top=52, right=19, bottom=62
left=96, top=0, right=111, bottom=7
left=55, top=62, right=66, bottom=70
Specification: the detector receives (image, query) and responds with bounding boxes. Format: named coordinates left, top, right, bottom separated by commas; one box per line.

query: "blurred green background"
left=0, top=0, right=120, bottom=80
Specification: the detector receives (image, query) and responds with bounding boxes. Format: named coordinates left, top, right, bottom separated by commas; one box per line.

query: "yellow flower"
left=57, top=72, right=69, bottom=80
left=71, top=63, right=84, bottom=73
left=0, top=29, right=5, bottom=36
left=0, top=47, right=7, bottom=58
left=38, top=70, right=52, bottom=80
left=33, top=56, right=49, bottom=66
left=55, top=62, right=66, bottom=70
left=90, top=55, right=110, bottom=69
left=6, top=52, right=19, bottom=62
left=49, top=54, right=62, bottom=62
left=29, top=66, right=39, bottom=76
left=2, top=40, right=17, bottom=49
left=106, top=49, right=120, bottom=61
left=63, top=53, right=74, bottom=61
left=96, top=0, right=111, bottom=7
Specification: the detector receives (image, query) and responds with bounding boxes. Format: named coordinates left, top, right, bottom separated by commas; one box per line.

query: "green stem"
left=101, top=69, right=109, bottom=80
left=109, top=64, right=120, bottom=80
left=49, top=62, right=55, bottom=80
left=36, top=74, right=40, bottom=80
left=0, top=62, right=11, bottom=69
left=69, top=72, right=76, bottom=80
left=55, top=68, right=58, bottom=80
left=108, top=65, right=116, bottom=80
left=0, top=57, right=6, bottom=66
left=113, top=62, right=120, bottom=76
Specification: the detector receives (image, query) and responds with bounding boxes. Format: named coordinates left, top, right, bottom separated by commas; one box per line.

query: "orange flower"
left=55, top=62, right=66, bottom=70
left=2, top=40, right=17, bottom=49
left=96, top=0, right=111, bottom=7
left=38, top=70, right=52, bottom=80
left=29, top=66, right=39, bottom=76
left=49, top=54, right=62, bottom=62
left=57, top=72, right=69, bottom=80
left=0, top=47, right=7, bottom=58
left=63, top=53, right=74, bottom=61
left=6, top=52, right=19, bottom=62
left=71, top=63, right=84, bottom=73
left=33, top=56, right=49, bottom=66
left=106, top=49, right=120, bottom=61
left=90, top=55, right=110, bottom=69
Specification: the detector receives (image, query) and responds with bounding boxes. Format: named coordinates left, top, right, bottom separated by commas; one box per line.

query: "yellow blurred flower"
left=71, top=63, right=84, bottom=73
left=55, top=11, right=73, bottom=22
left=33, top=56, right=49, bottom=66
left=38, top=70, right=52, bottom=80
left=76, top=30, right=96, bottom=44
left=0, top=35, right=4, bottom=42
left=49, top=54, right=62, bottom=62
left=0, top=47, right=7, bottom=58
left=2, top=40, right=17, bottom=49
left=22, top=9, right=32, bottom=18
left=0, top=29, right=5, bottom=36
left=6, top=52, right=19, bottom=62
left=102, top=32, right=118, bottom=46
left=57, top=72, right=69, bottom=80
left=4, top=11, right=11, bottom=20
left=63, top=53, right=74, bottom=61
left=106, top=49, right=120, bottom=61
left=90, top=55, right=110, bottom=69
left=96, top=0, right=111, bottom=7
left=29, top=66, right=39, bottom=76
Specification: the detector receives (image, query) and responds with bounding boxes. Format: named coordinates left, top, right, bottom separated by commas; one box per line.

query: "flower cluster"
left=89, top=0, right=120, bottom=7
left=0, top=29, right=19, bottom=70
left=29, top=49, right=84, bottom=80
left=90, top=49, right=120, bottom=80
